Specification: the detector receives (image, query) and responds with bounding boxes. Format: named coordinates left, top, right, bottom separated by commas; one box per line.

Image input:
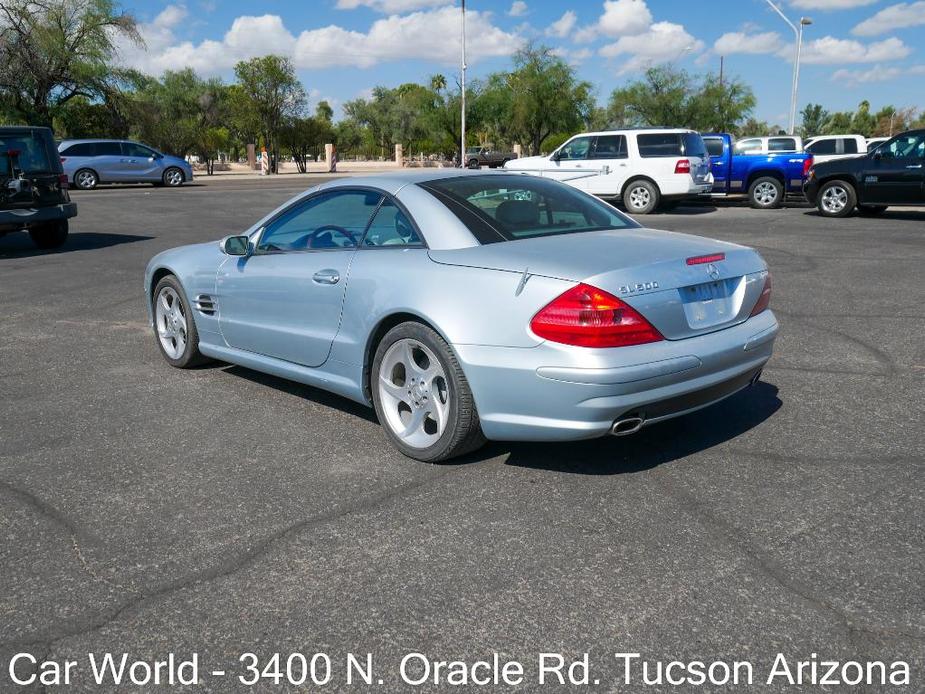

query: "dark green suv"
left=1, top=126, right=77, bottom=249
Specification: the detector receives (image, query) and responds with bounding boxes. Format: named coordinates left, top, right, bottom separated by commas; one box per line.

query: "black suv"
left=0, top=126, right=77, bottom=249
left=805, top=129, right=925, bottom=218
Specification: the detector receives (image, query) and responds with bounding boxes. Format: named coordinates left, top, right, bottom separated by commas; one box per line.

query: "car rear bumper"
left=453, top=310, right=778, bottom=442
left=0, top=202, right=77, bottom=230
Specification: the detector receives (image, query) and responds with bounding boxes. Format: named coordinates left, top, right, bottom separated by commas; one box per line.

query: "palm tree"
left=430, top=74, right=447, bottom=93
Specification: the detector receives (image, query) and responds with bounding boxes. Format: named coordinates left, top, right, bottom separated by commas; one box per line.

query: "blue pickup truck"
left=701, top=133, right=814, bottom=209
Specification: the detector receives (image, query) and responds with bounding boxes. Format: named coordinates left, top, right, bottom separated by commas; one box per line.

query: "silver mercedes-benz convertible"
left=144, top=171, right=778, bottom=461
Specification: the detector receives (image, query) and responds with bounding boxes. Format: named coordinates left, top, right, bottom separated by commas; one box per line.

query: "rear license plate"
left=681, top=278, right=741, bottom=328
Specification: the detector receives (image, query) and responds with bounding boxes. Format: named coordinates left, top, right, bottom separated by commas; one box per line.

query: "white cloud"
left=551, top=46, right=592, bottom=65
left=508, top=1, right=528, bottom=17
left=599, top=21, right=704, bottom=73
left=546, top=10, right=577, bottom=37
left=852, top=2, right=925, bottom=35
left=832, top=63, right=925, bottom=84
left=335, top=0, right=449, bottom=11
left=575, top=0, right=654, bottom=43
left=788, top=0, right=878, bottom=9
left=785, top=35, right=912, bottom=63
left=117, top=6, right=520, bottom=74
left=714, top=30, right=784, bottom=54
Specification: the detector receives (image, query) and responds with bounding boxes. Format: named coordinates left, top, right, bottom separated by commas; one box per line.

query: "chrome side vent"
left=195, top=294, right=217, bottom=315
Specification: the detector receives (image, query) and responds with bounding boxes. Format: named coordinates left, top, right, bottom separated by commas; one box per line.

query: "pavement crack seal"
left=0, top=461, right=487, bottom=651
left=651, top=468, right=925, bottom=647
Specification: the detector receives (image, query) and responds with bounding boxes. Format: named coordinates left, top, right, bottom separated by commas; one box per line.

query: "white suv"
left=503, top=128, right=713, bottom=214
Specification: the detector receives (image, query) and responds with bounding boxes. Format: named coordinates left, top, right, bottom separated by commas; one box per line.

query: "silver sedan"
left=144, top=171, right=778, bottom=461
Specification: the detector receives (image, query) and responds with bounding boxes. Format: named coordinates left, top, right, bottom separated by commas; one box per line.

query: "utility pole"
left=719, top=55, right=724, bottom=87
left=766, top=1, right=812, bottom=135
left=460, top=0, right=467, bottom=167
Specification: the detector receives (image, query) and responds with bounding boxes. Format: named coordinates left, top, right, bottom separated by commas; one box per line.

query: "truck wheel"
left=817, top=180, right=857, bottom=218
left=623, top=180, right=660, bottom=215
left=467, top=159, right=480, bottom=169
left=748, top=176, right=783, bottom=209
left=28, top=220, right=69, bottom=250
left=858, top=205, right=887, bottom=216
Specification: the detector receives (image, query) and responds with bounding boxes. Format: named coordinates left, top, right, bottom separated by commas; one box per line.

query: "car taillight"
left=802, top=156, right=813, bottom=177
left=58, top=173, right=69, bottom=190
left=750, top=273, right=772, bottom=316
left=686, top=253, right=725, bottom=265
left=530, top=283, right=664, bottom=348
left=674, top=159, right=691, bottom=174
left=60, top=156, right=67, bottom=163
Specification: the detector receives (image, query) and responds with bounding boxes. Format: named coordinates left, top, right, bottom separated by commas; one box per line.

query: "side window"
left=557, top=136, right=591, bottom=161
left=122, top=142, right=156, bottom=158
left=733, top=138, right=762, bottom=155
left=95, top=142, right=122, bottom=156
left=637, top=133, right=683, bottom=157
left=881, top=134, right=925, bottom=159
left=590, top=135, right=627, bottom=159
left=704, top=138, right=725, bottom=157
left=808, top=139, right=836, bottom=155
left=62, top=142, right=96, bottom=156
left=768, top=138, right=797, bottom=152
left=257, top=190, right=383, bottom=253
left=843, top=139, right=858, bottom=154
left=362, top=199, right=423, bottom=247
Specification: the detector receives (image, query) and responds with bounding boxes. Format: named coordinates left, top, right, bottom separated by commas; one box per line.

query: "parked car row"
left=503, top=127, right=925, bottom=218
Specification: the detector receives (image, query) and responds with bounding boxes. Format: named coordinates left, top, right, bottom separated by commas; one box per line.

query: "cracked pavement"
left=1, top=178, right=923, bottom=692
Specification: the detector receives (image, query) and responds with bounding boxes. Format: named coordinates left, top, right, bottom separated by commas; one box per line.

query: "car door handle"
left=905, top=164, right=922, bottom=169
left=312, top=269, right=340, bottom=285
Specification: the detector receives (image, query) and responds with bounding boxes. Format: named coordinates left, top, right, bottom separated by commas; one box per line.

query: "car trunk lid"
left=428, top=228, right=768, bottom=340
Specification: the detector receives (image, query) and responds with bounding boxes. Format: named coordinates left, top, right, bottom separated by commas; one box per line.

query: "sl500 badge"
left=620, top=281, right=659, bottom=294
left=865, top=175, right=878, bottom=183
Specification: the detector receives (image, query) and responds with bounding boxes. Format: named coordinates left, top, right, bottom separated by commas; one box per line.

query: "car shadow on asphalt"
left=0, top=232, right=154, bottom=259
left=217, top=365, right=781, bottom=474
left=482, top=381, right=782, bottom=475
left=802, top=209, right=925, bottom=221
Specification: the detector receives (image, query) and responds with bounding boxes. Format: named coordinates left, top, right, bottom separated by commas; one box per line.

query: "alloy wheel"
left=629, top=186, right=650, bottom=210
left=821, top=185, right=848, bottom=214
left=753, top=181, right=779, bottom=206
left=155, top=286, right=188, bottom=359
left=164, top=168, right=184, bottom=186
left=377, top=338, right=450, bottom=449
left=76, top=170, right=97, bottom=189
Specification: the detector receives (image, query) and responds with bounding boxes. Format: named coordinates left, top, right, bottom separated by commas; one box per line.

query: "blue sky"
left=117, top=0, right=925, bottom=125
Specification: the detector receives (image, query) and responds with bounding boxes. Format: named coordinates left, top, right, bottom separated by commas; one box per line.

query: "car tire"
left=623, top=180, right=660, bottom=215
left=858, top=205, right=888, bottom=216
left=74, top=169, right=98, bottom=190
left=28, top=220, right=68, bottom=250
left=817, top=180, right=857, bottom=218
left=748, top=176, right=784, bottom=209
left=152, top=275, right=208, bottom=368
left=162, top=167, right=185, bottom=187
left=371, top=322, right=486, bottom=462
left=467, top=159, right=480, bottom=169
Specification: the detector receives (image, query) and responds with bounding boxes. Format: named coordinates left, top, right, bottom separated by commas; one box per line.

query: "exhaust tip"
left=611, top=415, right=645, bottom=437
left=749, top=369, right=763, bottom=387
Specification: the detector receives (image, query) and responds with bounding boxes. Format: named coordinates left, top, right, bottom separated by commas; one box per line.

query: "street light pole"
left=460, top=0, right=467, bottom=167
left=766, top=1, right=812, bottom=135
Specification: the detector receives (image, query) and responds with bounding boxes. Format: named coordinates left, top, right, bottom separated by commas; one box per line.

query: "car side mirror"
left=220, top=235, right=250, bottom=256
left=551, top=151, right=561, bottom=162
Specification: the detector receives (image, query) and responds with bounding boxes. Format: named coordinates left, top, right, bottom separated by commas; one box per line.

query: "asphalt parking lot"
left=1, top=176, right=923, bottom=692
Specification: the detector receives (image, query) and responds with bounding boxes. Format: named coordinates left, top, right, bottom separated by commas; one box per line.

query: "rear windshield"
left=637, top=132, right=707, bottom=158
left=418, top=174, right=638, bottom=244
left=1, top=133, right=53, bottom=174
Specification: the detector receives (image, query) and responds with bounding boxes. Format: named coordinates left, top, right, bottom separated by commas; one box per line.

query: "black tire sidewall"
left=371, top=322, right=479, bottom=462
left=152, top=276, right=203, bottom=368
left=28, top=220, right=68, bottom=249
left=748, top=176, right=784, bottom=209
left=623, top=180, right=659, bottom=215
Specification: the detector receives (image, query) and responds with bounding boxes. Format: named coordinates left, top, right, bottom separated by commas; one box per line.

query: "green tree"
left=496, top=44, right=594, bottom=155
left=850, top=100, right=876, bottom=137
left=314, top=100, right=334, bottom=124
left=233, top=55, right=307, bottom=173
left=800, top=103, right=829, bottom=138
left=607, top=66, right=755, bottom=134
left=0, top=0, right=140, bottom=126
